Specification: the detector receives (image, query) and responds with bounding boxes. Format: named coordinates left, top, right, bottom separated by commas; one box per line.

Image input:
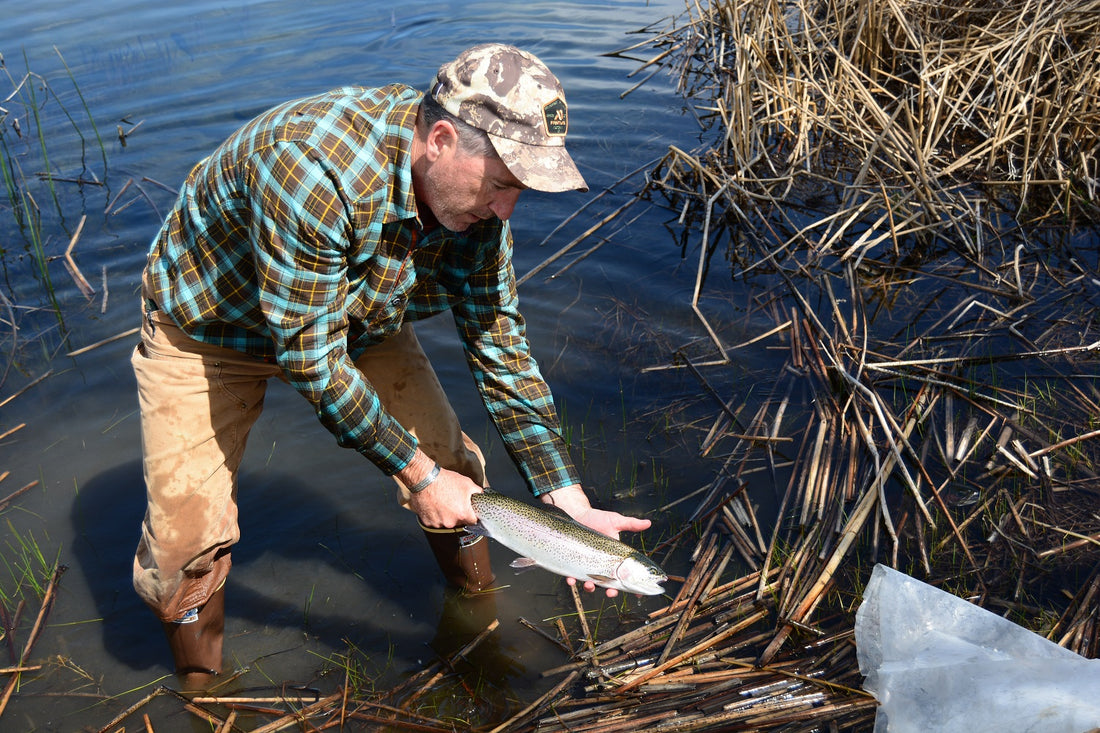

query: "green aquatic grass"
left=0, top=520, right=60, bottom=606
left=1, top=50, right=109, bottom=336
left=54, top=47, right=108, bottom=176
left=0, top=131, right=19, bottom=240
left=21, top=58, right=61, bottom=219
left=316, top=642, right=376, bottom=694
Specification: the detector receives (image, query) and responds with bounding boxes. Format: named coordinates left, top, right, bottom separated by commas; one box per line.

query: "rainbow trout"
left=469, top=491, right=666, bottom=596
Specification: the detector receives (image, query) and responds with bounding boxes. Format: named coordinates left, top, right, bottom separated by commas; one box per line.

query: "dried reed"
left=514, top=0, right=1100, bottom=729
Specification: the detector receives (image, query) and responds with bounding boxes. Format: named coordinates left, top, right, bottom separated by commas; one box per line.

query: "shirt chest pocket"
left=346, top=259, right=414, bottom=342
left=368, top=291, right=409, bottom=339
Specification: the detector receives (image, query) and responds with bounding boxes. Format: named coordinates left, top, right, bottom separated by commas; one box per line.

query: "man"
left=131, top=43, right=652, bottom=689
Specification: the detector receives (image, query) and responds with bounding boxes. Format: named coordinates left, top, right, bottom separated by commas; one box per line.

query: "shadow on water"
left=2, top=0, right=699, bottom=727
left=70, top=461, right=436, bottom=674
left=68, top=461, right=152, bottom=675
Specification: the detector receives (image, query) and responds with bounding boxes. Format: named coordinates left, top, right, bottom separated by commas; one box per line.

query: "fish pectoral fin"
left=588, top=574, right=615, bottom=583
left=509, top=557, right=540, bottom=572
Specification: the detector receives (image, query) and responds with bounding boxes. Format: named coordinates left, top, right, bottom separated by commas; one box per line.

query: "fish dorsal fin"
left=541, top=502, right=576, bottom=521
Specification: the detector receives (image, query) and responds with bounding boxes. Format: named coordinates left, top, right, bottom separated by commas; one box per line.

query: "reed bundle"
left=510, top=0, right=1100, bottom=729
left=643, top=0, right=1100, bottom=251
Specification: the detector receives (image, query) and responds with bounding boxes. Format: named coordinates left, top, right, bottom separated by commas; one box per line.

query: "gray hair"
left=420, top=92, right=496, bottom=158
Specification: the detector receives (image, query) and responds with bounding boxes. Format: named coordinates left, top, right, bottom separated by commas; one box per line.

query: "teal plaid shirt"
left=144, top=83, right=579, bottom=495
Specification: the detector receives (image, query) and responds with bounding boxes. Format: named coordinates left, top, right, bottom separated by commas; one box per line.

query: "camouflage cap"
left=431, top=43, right=588, bottom=193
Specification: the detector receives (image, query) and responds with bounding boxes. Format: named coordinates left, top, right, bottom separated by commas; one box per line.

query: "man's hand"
left=398, top=450, right=480, bottom=528
left=541, top=484, right=653, bottom=598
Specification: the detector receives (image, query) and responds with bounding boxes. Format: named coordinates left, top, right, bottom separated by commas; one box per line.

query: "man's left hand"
left=540, top=484, right=653, bottom=598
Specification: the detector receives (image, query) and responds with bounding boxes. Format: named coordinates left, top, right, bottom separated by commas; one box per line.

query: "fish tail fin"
left=463, top=523, right=490, bottom=541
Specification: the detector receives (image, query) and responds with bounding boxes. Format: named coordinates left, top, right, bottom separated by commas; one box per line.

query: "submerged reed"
left=1, top=50, right=110, bottom=361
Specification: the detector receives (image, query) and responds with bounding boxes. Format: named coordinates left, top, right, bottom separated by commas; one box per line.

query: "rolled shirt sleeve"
left=449, top=226, right=581, bottom=495
left=247, top=142, right=418, bottom=473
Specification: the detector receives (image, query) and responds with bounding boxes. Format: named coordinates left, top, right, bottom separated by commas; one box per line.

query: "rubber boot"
left=421, top=524, right=496, bottom=595
left=161, top=584, right=225, bottom=691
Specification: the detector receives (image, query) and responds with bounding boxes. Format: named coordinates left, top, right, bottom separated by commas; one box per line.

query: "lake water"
left=0, top=0, right=779, bottom=729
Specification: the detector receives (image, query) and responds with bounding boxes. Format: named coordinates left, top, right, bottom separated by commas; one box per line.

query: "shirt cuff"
left=357, top=421, right=419, bottom=476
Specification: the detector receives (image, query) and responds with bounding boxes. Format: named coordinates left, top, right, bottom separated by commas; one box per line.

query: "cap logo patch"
left=543, top=97, right=568, bottom=137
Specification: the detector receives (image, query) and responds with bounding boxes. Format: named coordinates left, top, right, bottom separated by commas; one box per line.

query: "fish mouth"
left=612, top=558, right=669, bottom=596
left=629, top=583, right=666, bottom=596
left=622, top=576, right=667, bottom=596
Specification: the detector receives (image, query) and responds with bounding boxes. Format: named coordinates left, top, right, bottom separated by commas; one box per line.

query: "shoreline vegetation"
left=3, top=0, right=1100, bottom=730
left=513, top=0, right=1099, bottom=730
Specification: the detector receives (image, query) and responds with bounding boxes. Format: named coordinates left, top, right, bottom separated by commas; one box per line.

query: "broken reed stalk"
left=0, top=370, right=52, bottom=411
left=0, top=564, right=66, bottom=718
left=568, top=583, right=599, bottom=666
left=247, top=691, right=342, bottom=733
left=65, top=326, right=139, bottom=357
left=401, top=618, right=500, bottom=707
left=0, top=480, right=37, bottom=513
left=61, top=214, right=94, bottom=299
left=509, top=2, right=1100, bottom=729
left=487, top=669, right=582, bottom=733
left=92, top=687, right=173, bottom=733
left=0, top=424, right=25, bottom=442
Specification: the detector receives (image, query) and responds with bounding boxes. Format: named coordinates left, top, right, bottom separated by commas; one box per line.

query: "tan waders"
left=135, top=308, right=496, bottom=687
left=358, top=324, right=497, bottom=595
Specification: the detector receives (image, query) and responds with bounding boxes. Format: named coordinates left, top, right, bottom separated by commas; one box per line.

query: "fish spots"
left=470, top=491, right=666, bottom=595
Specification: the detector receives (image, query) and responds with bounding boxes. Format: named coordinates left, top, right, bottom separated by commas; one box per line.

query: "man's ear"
left=424, top=119, right=459, bottom=162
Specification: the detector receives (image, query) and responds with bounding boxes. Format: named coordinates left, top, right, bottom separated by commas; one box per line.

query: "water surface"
left=0, top=1, right=766, bottom=729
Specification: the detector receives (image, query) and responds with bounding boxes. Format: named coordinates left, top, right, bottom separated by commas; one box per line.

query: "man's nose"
left=489, top=190, right=521, bottom=221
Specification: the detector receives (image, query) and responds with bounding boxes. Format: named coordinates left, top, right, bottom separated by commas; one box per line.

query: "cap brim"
left=490, top=136, right=588, bottom=193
